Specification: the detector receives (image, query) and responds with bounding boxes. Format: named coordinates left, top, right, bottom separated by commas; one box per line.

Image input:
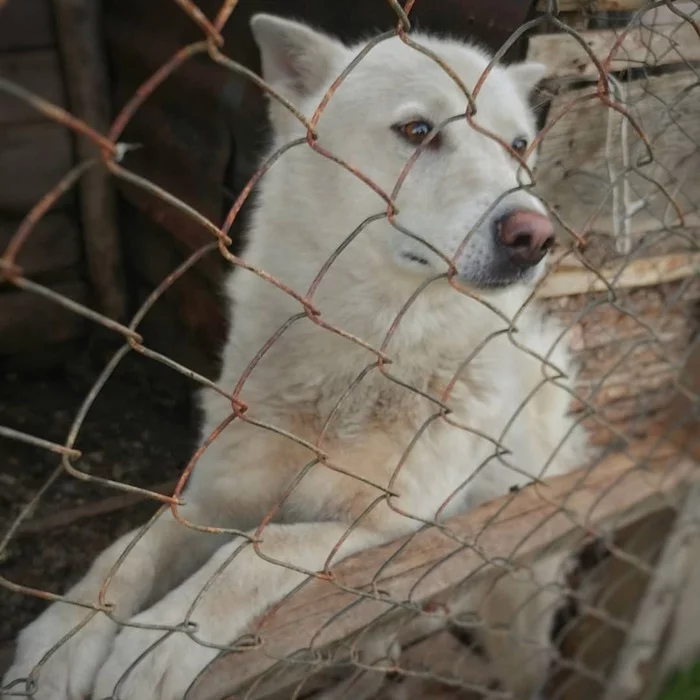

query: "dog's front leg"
left=2, top=499, right=231, bottom=700
left=92, top=521, right=387, bottom=700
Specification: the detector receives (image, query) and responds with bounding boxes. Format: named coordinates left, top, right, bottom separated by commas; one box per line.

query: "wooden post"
left=52, top=0, right=126, bottom=321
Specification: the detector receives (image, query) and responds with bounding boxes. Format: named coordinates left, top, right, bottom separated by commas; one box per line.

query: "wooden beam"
left=530, top=3, right=700, bottom=81
left=189, top=441, right=697, bottom=700
left=52, top=0, right=126, bottom=321
left=537, top=252, right=700, bottom=298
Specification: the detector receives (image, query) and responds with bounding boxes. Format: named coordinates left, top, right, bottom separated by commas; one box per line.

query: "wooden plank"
left=0, top=0, right=54, bottom=51
left=16, top=480, right=177, bottom=535
left=0, top=50, right=66, bottom=125
left=560, top=226, right=700, bottom=270
left=0, top=123, right=73, bottom=214
left=529, top=3, right=700, bottom=80
left=537, top=252, right=700, bottom=297
left=0, top=280, right=87, bottom=354
left=52, top=0, right=126, bottom=321
left=189, top=442, right=697, bottom=700
left=0, top=214, right=81, bottom=277
left=535, top=70, right=700, bottom=240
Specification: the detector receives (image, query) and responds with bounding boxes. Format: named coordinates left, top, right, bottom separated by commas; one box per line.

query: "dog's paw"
left=92, top=608, right=218, bottom=700
left=2, top=604, right=118, bottom=700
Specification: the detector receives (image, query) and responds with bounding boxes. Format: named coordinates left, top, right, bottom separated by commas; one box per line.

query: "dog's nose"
left=495, top=210, right=555, bottom=265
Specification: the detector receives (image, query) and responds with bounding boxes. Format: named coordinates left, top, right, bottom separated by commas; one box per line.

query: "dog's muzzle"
left=494, top=210, right=555, bottom=269
left=461, top=209, right=555, bottom=289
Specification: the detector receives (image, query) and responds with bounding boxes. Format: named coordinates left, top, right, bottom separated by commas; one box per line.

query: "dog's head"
left=250, top=14, right=552, bottom=293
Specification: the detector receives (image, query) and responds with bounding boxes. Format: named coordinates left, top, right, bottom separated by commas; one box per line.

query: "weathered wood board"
left=534, top=69, right=700, bottom=242
left=53, top=0, right=126, bottom=320
left=529, top=3, right=700, bottom=81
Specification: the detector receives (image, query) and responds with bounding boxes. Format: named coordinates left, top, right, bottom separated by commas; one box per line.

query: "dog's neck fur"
left=217, top=173, right=535, bottom=437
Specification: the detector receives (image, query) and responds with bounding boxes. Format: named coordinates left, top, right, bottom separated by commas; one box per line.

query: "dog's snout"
left=495, top=210, right=555, bottom=266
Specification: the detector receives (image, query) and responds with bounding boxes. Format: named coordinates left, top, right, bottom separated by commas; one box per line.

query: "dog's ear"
left=250, top=14, right=346, bottom=101
left=508, top=61, right=547, bottom=98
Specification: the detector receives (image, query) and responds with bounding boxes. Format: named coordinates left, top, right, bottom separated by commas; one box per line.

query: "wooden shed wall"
left=0, top=0, right=87, bottom=368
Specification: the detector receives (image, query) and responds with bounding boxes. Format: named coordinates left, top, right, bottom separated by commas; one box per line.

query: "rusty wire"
left=1, top=0, right=700, bottom=699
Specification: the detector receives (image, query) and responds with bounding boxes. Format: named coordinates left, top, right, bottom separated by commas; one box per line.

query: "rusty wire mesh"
left=1, top=1, right=700, bottom=699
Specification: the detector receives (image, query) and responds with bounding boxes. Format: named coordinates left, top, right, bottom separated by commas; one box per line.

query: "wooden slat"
left=530, top=3, right=700, bottom=80
left=0, top=280, right=87, bottom=355
left=0, top=214, right=81, bottom=277
left=535, top=70, right=700, bottom=240
left=0, top=123, right=73, bottom=214
left=0, top=50, right=66, bottom=125
left=190, top=442, right=697, bottom=700
left=537, top=252, right=700, bottom=297
left=559, top=226, right=700, bottom=271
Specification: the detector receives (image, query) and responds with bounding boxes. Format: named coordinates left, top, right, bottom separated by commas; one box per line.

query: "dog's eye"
left=393, top=120, right=437, bottom=148
left=510, top=137, right=528, bottom=157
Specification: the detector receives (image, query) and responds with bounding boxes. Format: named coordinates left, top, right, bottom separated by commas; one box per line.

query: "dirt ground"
left=0, top=344, right=199, bottom=648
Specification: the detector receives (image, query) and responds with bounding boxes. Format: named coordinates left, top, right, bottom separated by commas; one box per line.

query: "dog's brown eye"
left=511, top=137, right=528, bottom=157
left=394, top=120, right=436, bottom=147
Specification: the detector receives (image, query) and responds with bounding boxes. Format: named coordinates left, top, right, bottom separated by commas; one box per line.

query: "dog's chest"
left=385, top=370, right=548, bottom=522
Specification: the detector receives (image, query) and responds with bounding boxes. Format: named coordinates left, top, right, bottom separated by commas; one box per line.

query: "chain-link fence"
left=1, top=1, right=700, bottom=699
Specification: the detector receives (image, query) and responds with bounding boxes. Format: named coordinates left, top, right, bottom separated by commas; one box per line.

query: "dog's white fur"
left=3, top=15, right=590, bottom=700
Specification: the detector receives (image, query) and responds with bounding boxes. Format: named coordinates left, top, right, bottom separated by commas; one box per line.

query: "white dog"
left=3, top=13, right=590, bottom=700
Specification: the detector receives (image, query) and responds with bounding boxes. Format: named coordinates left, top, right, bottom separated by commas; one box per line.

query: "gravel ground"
left=0, top=346, right=199, bottom=645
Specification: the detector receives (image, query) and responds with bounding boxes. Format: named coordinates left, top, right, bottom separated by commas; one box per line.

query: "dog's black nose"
left=495, top=210, right=555, bottom=266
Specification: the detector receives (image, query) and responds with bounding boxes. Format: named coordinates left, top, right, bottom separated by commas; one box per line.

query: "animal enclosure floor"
left=0, top=349, right=198, bottom=648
